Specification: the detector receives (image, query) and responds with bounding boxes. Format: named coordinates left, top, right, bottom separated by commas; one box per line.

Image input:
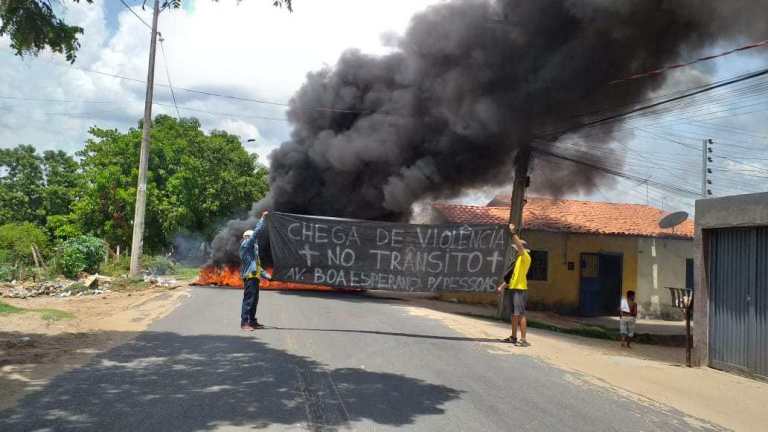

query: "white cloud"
left=0, top=0, right=443, bottom=161
left=1, top=0, right=765, bottom=207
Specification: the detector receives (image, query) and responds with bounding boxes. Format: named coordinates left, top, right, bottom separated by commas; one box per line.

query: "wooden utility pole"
left=508, top=147, right=531, bottom=227
left=129, top=0, right=161, bottom=276
left=497, top=146, right=531, bottom=319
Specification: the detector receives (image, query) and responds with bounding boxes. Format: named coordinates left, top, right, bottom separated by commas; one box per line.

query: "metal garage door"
left=709, top=227, right=768, bottom=378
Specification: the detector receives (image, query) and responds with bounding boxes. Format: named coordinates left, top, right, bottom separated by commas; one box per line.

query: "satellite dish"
left=659, top=211, right=689, bottom=229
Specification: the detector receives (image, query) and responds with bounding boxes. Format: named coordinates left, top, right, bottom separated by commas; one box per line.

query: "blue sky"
left=1, top=0, right=766, bottom=216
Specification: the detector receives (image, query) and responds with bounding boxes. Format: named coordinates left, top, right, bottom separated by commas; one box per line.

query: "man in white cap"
left=240, top=210, right=271, bottom=331
left=497, top=223, right=531, bottom=346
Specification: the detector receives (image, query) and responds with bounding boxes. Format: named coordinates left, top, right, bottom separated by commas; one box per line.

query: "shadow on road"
left=275, top=289, right=423, bottom=303
left=1, top=330, right=462, bottom=431
left=266, top=326, right=502, bottom=343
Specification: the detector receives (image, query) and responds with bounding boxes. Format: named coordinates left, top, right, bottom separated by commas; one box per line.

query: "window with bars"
left=528, top=250, right=548, bottom=281
left=504, top=250, right=549, bottom=282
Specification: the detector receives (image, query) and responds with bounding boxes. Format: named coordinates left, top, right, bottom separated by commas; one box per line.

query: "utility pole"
left=701, top=139, right=713, bottom=198
left=498, top=146, right=531, bottom=319
left=129, top=0, right=161, bottom=277
left=507, top=147, right=531, bottom=227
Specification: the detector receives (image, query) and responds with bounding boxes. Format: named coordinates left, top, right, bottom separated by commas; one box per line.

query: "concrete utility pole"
left=129, top=0, right=161, bottom=277
left=701, top=139, right=713, bottom=198
left=498, top=146, right=531, bottom=319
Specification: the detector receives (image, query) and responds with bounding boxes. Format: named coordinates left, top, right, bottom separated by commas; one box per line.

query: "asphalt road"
left=2, top=287, right=721, bottom=431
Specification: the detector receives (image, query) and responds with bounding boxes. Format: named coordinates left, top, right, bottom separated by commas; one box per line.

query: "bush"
left=58, top=235, right=107, bottom=278
left=0, top=263, right=15, bottom=282
left=0, top=222, right=49, bottom=266
left=46, top=214, right=82, bottom=241
left=100, top=255, right=177, bottom=277
left=100, top=255, right=130, bottom=277
left=144, top=255, right=175, bottom=275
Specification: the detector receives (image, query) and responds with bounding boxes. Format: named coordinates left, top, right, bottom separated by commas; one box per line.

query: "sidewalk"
left=381, top=294, right=688, bottom=345
left=388, top=294, right=768, bottom=432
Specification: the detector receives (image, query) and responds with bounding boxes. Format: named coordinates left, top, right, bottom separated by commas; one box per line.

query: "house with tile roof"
left=431, top=196, right=694, bottom=319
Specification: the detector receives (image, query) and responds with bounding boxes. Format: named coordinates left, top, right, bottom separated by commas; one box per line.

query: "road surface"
left=1, top=287, right=722, bottom=431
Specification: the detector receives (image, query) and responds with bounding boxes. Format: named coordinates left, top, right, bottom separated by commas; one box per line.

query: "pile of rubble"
left=0, top=274, right=113, bottom=299
left=143, top=275, right=182, bottom=289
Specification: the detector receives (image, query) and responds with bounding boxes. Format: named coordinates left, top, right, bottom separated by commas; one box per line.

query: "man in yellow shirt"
left=497, top=224, right=531, bottom=346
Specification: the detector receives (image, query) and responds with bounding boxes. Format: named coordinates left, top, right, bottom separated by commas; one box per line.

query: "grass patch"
left=173, top=265, right=200, bottom=280
left=0, top=300, right=74, bottom=322
left=109, top=277, right=151, bottom=292
left=38, top=308, right=75, bottom=322
left=99, top=259, right=129, bottom=277
left=0, top=301, right=24, bottom=314
left=528, top=319, right=618, bottom=341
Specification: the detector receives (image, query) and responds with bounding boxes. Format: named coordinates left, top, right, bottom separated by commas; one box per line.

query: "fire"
left=194, top=265, right=339, bottom=292
left=195, top=264, right=243, bottom=288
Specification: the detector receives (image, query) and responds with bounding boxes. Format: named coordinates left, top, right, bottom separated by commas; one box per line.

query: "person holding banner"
left=240, top=211, right=271, bottom=331
left=497, top=224, right=531, bottom=346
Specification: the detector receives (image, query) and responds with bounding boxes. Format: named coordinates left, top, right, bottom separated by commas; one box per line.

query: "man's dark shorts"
left=511, top=289, right=527, bottom=316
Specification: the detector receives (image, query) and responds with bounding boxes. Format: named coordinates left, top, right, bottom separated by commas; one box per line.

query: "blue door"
left=579, top=254, right=601, bottom=316
left=580, top=253, right=623, bottom=316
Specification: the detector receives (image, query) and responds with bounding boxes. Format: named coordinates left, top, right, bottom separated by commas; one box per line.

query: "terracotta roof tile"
left=433, top=196, right=693, bottom=239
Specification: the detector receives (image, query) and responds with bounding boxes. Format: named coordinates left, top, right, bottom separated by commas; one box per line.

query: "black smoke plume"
left=212, top=0, right=767, bottom=265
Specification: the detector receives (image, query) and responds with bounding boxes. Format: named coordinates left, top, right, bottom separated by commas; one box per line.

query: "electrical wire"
left=608, top=38, right=768, bottom=85
left=533, top=147, right=701, bottom=197
left=119, top=0, right=153, bottom=30
left=43, top=61, right=361, bottom=115
left=0, top=95, right=113, bottom=104
left=539, top=72, right=768, bottom=140
left=158, top=35, right=181, bottom=119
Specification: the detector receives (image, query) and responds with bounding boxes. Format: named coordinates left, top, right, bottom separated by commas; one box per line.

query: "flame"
left=194, top=265, right=345, bottom=292
left=194, top=264, right=243, bottom=288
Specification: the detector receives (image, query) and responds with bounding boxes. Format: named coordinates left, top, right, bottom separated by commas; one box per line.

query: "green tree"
left=42, top=149, right=82, bottom=217
left=73, top=115, right=268, bottom=252
left=0, top=222, right=49, bottom=266
left=0, top=145, right=82, bottom=234
left=0, top=145, right=45, bottom=225
left=0, top=0, right=293, bottom=63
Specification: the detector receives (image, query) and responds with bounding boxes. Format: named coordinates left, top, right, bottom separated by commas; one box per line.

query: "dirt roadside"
left=0, top=286, right=189, bottom=411
left=400, top=302, right=768, bottom=432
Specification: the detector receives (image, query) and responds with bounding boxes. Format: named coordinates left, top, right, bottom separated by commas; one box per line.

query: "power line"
left=158, top=35, right=181, bottom=119
left=542, top=70, right=768, bottom=134
left=41, top=59, right=362, bottom=114
left=152, top=101, right=288, bottom=121
left=121, top=0, right=181, bottom=119
left=0, top=104, right=124, bottom=119
left=715, top=155, right=768, bottom=175
left=540, top=72, right=768, bottom=144
left=609, top=38, right=768, bottom=85
left=0, top=95, right=113, bottom=104
left=0, top=97, right=290, bottom=122
left=536, top=67, right=768, bottom=141
left=534, top=147, right=701, bottom=197
left=119, top=0, right=153, bottom=30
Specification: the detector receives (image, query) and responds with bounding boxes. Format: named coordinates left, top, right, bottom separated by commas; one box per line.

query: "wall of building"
left=636, top=238, right=693, bottom=320
left=440, top=230, right=642, bottom=315
left=508, top=231, right=638, bottom=314
left=694, top=192, right=768, bottom=368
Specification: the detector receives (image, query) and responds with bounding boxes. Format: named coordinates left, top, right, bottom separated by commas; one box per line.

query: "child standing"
left=620, top=290, right=638, bottom=348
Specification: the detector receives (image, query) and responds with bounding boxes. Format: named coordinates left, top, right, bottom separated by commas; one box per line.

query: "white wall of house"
left=636, top=237, right=693, bottom=319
